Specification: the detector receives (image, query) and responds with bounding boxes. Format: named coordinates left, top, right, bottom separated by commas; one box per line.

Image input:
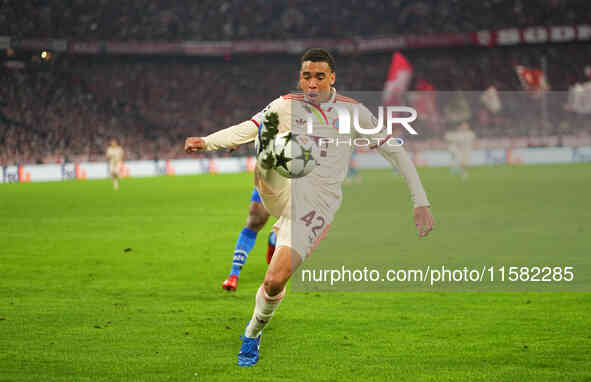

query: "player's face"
left=299, top=61, right=335, bottom=104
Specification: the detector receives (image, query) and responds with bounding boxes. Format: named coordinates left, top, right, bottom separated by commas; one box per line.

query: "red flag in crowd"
left=382, top=52, right=413, bottom=106
left=515, top=65, right=550, bottom=92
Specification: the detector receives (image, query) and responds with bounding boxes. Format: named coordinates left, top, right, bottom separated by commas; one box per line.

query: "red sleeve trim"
left=335, top=95, right=360, bottom=104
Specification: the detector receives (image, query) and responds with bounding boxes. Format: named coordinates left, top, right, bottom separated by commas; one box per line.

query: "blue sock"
left=230, top=227, right=258, bottom=277
left=268, top=231, right=277, bottom=246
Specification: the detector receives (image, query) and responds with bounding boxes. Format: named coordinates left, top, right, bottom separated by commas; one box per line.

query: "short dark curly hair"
left=300, top=48, right=336, bottom=72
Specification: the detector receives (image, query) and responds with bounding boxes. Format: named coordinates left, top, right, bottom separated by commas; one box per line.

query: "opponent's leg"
left=222, top=190, right=270, bottom=291
left=266, top=230, right=277, bottom=265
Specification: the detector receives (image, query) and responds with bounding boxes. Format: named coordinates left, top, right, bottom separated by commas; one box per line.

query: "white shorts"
left=273, top=215, right=330, bottom=262
left=272, top=183, right=341, bottom=261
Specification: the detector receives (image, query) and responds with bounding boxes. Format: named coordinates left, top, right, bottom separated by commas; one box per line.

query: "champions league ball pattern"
left=255, top=111, right=319, bottom=178
left=272, top=131, right=319, bottom=178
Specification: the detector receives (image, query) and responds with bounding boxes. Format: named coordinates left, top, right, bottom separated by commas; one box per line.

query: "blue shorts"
left=250, top=188, right=262, bottom=203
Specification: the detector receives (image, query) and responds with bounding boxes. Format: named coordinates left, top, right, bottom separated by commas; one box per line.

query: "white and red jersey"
left=250, top=91, right=376, bottom=186
left=203, top=88, right=430, bottom=218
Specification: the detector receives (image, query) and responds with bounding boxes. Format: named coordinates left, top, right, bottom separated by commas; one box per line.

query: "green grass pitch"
left=1, top=164, right=590, bottom=381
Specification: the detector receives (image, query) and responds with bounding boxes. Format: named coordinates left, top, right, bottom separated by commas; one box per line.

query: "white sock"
left=244, top=285, right=285, bottom=338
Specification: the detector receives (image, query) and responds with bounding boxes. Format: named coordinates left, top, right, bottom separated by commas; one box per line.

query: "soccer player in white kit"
left=105, top=138, right=124, bottom=190
left=444, top=121, right=475, bottom=181
left=185, top=49, right=434, bottom=367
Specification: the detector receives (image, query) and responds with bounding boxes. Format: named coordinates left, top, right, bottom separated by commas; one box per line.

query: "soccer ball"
left=272, top=132, right=319, bottom=178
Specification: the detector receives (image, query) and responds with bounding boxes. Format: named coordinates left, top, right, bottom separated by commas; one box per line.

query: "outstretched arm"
left=355, top=104, right=435, bottom=238
left=185, top=120, right=258, bottom=153
left=378, top=145, right=434, bottom=237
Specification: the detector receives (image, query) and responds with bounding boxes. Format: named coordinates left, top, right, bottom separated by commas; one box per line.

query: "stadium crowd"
left=1, top=1, right=591, bottom=165
left=2, top=43, right=591, bottom=165
left=1, top=0, right=590, bottom=41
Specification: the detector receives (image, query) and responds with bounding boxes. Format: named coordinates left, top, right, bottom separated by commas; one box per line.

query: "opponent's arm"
left=185, top=120, right=258, bottom=153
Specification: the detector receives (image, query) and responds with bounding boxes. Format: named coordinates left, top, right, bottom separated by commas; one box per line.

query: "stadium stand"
left=1, top=1, right=590, bottom=164
left=1, top=0, right=590, bottom=40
